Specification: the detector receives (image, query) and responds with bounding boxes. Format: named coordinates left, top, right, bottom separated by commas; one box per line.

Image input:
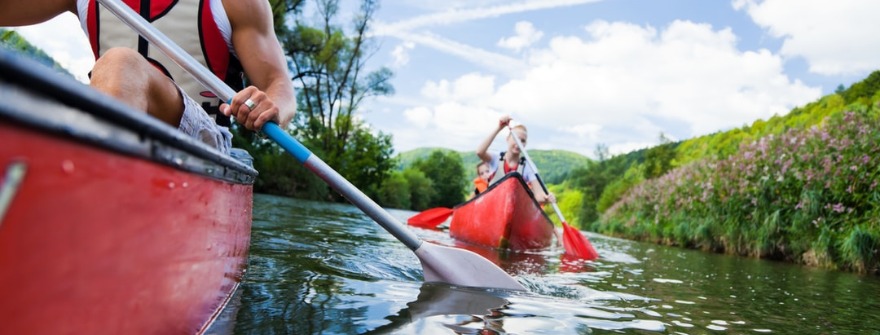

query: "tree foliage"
left=642, top=133, right=676, bottom=179
left=412, top=150, right=467, bottom=208
left=232, top=0, right=396, bottom=201
left=397, top=148, right=590, bottom=184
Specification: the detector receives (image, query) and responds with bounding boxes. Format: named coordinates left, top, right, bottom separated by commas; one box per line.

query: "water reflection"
left=366, top=283, right=510, bottom=334
left=232, top=194, right=880, bottom=334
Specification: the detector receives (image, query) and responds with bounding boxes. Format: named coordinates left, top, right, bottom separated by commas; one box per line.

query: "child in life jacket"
left=471, top=161, right=492, bottom=198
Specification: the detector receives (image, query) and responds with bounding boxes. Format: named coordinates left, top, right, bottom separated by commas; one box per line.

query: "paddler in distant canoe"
left=475, top=115, right=556, bottom=204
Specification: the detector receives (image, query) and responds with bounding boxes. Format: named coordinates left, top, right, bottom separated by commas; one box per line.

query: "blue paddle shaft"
left=263, top=123, right=422, bottom=250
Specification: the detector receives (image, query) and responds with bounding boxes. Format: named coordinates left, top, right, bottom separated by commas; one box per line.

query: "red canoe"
left=0, top=50, right=254, bottom=334
left=449, top=172, right=555, bottom=251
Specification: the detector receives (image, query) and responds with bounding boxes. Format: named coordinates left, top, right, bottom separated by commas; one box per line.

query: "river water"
left=221, top=194, right=880, bottom=334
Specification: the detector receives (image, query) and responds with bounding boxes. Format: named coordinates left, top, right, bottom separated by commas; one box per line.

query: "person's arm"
left=529, top=179, right=555, bottom=204
left=0, top=0, right=74, bottom=26
left=476, top=115, right=512, bottom=162
left=221, top=0, right=296, bottom=131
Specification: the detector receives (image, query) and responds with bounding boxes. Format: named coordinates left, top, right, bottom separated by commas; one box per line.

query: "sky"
left=9, top=0, right=880, bottom=158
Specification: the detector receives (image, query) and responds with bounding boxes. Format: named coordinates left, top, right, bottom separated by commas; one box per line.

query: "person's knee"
left=92, top=48, right=147, bottom=81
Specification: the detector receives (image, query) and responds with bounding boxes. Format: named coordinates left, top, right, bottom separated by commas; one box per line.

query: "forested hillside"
left=397, top=147, right=591, bottom=184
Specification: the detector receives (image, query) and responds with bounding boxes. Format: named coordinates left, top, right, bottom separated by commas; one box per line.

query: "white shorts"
left=176, top=88, right=232, bottom=155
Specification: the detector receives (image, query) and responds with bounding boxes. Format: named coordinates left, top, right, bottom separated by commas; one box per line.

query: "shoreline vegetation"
left=580, top=73, right=880, bottom=275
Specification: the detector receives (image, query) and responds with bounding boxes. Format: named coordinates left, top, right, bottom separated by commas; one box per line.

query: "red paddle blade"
left=562, top=222, right=599, bottom=260
left=407, top=207, right=454, bottom=228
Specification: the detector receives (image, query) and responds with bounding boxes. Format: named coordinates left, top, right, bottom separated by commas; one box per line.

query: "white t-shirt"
left=486, top=151, right=536, bottom=184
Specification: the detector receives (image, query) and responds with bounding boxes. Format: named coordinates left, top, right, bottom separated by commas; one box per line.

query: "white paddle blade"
left=414, top=242, right=526, bottom=291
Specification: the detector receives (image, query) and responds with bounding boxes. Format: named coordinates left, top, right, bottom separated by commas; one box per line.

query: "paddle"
left=407, top=207, right=454, bottom=228
left=98, top=0, right=525, bottom=291
left=507, top=124, right=599, bottom=260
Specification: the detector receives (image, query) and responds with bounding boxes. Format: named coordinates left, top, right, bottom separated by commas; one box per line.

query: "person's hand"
left=221, top=85, right=280, bottom=131
left=498, top=115, right=512, bottom=129
left=546, top=192, right=556, bottom=204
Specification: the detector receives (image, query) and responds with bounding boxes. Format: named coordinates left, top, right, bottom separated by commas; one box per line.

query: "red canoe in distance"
left=0, top=51, right=254, bottom=335
left=449, top=173, right=555, bottom=251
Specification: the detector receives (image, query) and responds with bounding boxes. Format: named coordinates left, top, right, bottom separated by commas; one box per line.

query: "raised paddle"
left=407, top=207, right=454, bottom=228
left=98, top=0, right=525, bottom=291
left=507, top=124, right=599, bottom=260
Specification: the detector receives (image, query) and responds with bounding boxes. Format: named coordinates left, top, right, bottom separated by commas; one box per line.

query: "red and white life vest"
left=488, top=151, right=526, bottom=185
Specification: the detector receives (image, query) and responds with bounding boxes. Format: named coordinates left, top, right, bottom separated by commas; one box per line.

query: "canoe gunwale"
left=454, top=172, right=553, bottom=224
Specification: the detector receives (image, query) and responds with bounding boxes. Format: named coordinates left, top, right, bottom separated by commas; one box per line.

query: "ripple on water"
left=235, top=194, right=880, bottom=335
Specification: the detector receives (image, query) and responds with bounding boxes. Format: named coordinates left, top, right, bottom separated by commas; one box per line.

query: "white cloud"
left=403, top=106, right=433, bottom=128
left=373, top=0, right=602, bottom=34
left=421, top=73, right=496, bottom=104
left=393, top=102, right=504, bottom=153
left=559, top=123, right=602, bottom=141
left=390, top=41, right=415, bottom=67
left=734, top=0, right=880, bottom=76
left=382, top=30, right=526, bottom=76
left=498, top=21, right=544, bottom=52
left=387, top=19, right=821, bottom=157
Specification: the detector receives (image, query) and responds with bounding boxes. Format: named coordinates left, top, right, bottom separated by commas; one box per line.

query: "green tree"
left=643, top=132, right=676, bottom=179
left=404, top=168, right=435, bottom=210
left=283, top=0, right=393, bottom=152
left=233, top=0, right=395, bottom=200
left=594, top=143, right=610, bottom=162
left=325, top=117, right=395, bottom=200
left=378, top=170, right=410, bottom=209
left=412, top=150, right=466, bottom=208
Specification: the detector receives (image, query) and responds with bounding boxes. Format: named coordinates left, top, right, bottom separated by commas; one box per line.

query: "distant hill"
left=396, top=147, right=591, bottom=184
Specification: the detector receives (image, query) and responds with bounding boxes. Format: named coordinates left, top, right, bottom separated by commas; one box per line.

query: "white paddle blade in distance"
left=415, top=242, right=526, bottom=291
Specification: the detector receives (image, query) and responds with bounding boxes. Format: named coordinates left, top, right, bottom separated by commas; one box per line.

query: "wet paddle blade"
left=562, top=222, right=599, bottom=260
left=407, top=207, right=454, bottom=228
left=415, top=242, right=525, bottom=291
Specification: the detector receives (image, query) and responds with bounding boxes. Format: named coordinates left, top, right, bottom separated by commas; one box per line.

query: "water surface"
left=224, top=194, right=880, bottom=334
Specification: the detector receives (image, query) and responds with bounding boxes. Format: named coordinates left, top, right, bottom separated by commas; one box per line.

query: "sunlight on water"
left=226, top=194, right=880, bottom=334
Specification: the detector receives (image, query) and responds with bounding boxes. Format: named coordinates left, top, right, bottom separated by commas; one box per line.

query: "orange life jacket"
left=473, top=177, right=489, bottom=195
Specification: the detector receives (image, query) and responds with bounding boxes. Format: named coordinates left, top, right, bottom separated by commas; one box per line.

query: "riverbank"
left=593, top=105, right=880, bottom=275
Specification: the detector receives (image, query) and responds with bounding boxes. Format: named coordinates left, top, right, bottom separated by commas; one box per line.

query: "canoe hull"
left=0, top=125, right=251, bottom=335
left=449, top=173, right=554, bottom=250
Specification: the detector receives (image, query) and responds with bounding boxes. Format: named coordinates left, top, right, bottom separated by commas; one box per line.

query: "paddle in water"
left=407, top=207, right=454, bottom=228
left=507, top=124, right=599, bottom=260
left=98, top=0, right=525, bottom=291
